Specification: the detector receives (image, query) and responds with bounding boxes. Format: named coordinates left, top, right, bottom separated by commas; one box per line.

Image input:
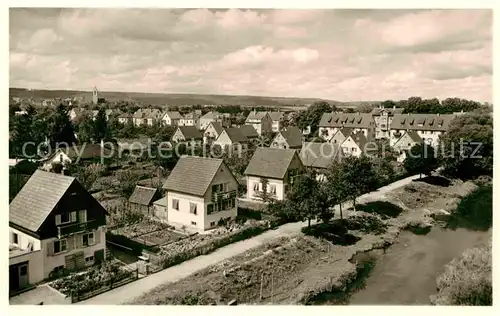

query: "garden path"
left=78, top=173, right=421, bottom=305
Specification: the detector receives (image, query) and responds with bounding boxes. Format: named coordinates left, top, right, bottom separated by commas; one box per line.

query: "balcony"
left=212, top=190, right=237, bottom=202
left=57, top=220, right=99, bottom=238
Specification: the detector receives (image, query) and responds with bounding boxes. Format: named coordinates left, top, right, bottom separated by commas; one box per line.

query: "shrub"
left=431, top=244, right=492, bottom=305
left=356, top=201, right=404, bottom=219
left=446, top=185, right=492, bottom=231
left=301, top=222, right=360, bottom=246
left=156, top=221, right=270, bottom=269
left=340, top=214, right=388, bottom=235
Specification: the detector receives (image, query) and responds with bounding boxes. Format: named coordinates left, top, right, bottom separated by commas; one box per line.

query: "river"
left=347, top=227, right=491, bottom=305
left=314, top=227, right=491, bottom=305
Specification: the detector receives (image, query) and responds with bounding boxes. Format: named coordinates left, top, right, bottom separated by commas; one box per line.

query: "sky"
left=9, top=8, right=493, bottom=102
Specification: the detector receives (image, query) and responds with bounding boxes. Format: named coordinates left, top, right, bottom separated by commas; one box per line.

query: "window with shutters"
left=54, top=239, right=67, bottom=254
left=189, top=203, right=197, bottom=215
left=269, top=184, right=277, bottom=195
left=253, top=182, right=259, bottom=191
left=82, top=233, right=95, bottom=247
left=172, top=199, right=179, bottom=210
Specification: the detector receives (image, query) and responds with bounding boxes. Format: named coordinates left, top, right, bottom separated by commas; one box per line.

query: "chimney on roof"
left=437, top=113, right=440, bottom=116
left=393, top=106, right=396, bottom=110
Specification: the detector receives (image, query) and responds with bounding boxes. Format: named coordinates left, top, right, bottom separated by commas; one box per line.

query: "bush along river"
left=310, top=184, right=492, bottom=305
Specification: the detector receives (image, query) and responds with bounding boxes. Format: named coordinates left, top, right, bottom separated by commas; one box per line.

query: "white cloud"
left=9, top=8, right=493, bottom=102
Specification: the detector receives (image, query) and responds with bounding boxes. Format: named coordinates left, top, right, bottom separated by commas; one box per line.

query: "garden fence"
left=70, top=268, right=139, bottom=303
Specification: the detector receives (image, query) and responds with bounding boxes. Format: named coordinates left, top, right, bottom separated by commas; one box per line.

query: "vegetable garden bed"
left=50, top=262, right=138, bottom=303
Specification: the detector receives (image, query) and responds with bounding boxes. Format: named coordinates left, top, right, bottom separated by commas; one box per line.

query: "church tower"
left=92, top=86, right=98, bottom=105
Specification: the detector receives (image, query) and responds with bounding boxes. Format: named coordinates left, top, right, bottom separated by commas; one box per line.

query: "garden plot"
left=134, top=229, right=185, bottom=247
left=111, top=219, right=172, bottom=238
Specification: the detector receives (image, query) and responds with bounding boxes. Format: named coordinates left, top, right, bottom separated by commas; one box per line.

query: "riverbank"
left=130, top=176, right=485, bottom=305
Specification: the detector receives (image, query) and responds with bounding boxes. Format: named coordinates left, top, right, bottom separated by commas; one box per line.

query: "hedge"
left=154, top=221, right=270, bottom=269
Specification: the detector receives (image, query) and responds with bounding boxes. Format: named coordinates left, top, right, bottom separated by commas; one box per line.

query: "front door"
left=18, top=263, right=29, bottom=288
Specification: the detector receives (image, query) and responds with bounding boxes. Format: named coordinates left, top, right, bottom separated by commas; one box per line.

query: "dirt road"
left=78, top=174, right=421, bottom=305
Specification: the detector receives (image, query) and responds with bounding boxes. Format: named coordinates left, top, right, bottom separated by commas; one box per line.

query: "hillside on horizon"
left=9, top=87, right=377, bottom=108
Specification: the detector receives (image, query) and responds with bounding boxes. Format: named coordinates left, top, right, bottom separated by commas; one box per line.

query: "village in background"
left=8, top=86, right=493, bottom=305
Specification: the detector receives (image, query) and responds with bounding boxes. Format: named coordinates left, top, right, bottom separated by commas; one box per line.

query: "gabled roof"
left=207, top=121, right=224, bottom=135
left=183, top=112, right=201, bottom=119
left=240, top=125, right=259, bottom=139
left=164, top=111, right=182, bottom=120
left=406, top=130, right=423, bottom=143
left=279, top=126, right=303, bottom=148
left=244, top=147, right=301, bottom=179
left=163, top=156, right=228, bottom=196
left=300, top=142, right=343, bottom=169
left=370, top=107, right=403, bottom=116
left=9, top=170, right=76, bottom=233
left=268, top=111, right=285, bottom=121
left=118, top=112, right=133, bottom=118
left=224, top=127, right=248, bottom=143
left=390, top=114, right=455, bottom=131
left=48, top=144, right=113, bottom=161
left=128, top=186, right=159, bottom=206
left=246, top=111, right=269, bottom=122
left=201, top=111, right=221, bottom=120
left=133, top=109, right=145, bottom=118
left=319, top=112, right=374, bottom=129
left=176, top=126, right=203, bottom=140
left=346, top=132, right=369, bottom=150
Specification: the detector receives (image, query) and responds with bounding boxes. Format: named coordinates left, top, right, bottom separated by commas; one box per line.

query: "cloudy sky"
left=9, top=8, right=492, bottom=102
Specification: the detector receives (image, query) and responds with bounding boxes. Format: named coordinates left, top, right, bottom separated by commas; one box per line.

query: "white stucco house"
left=161, top=111, right=183, bottom=126
left=389, top=113, right=455, bottom=148
left=245, top=111, right=273, bottom=136
left=162, top=156, right=239, bottom=231
left=244, top=147, right=304, bottom=201
left=9, top=170, right=108, bottom=294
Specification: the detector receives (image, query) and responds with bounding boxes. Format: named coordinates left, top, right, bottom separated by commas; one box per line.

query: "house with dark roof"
left=390, top=113, right=455, bottom=148
left=200, top=111, right=230, bottom=130
left=132, top=108, right=163, bottom=126
left=300, top=142, right=344, bottom=181
left=319, top=112, right=375, bottom=141
left=162, top=156, right=238, bottom=231
left=270, top=126, right=303, bottom=150
left=161, top=111, right=183, bottom=126
left=371, top=105, right=403, bottom=139
left=179, top=111, right=201, bottom=129
left=117, top=112, right=133, bottom=124
left=240, top=125, right=260, bottom=140
left=340, top=132, right=375, bottom=158
left=214, top=127, right=249, bottom=153
left=42, top=143, right=114, bottom=171
left=328, top=127, right=353, bottom=145
left=245, top=111, right=273, bottom=136
left=244, top=147, right=304, bottom=201
left=204, top=121, right=224, bottom=143
left=171, top=126, right=203, bottom=145
left=9, top=170, right=108, bottom=293
left=267, top=111, right=286, bottom=132
left=392, top=130, right=423, bottom=162
left=128, top=186, right=161, bottom=215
